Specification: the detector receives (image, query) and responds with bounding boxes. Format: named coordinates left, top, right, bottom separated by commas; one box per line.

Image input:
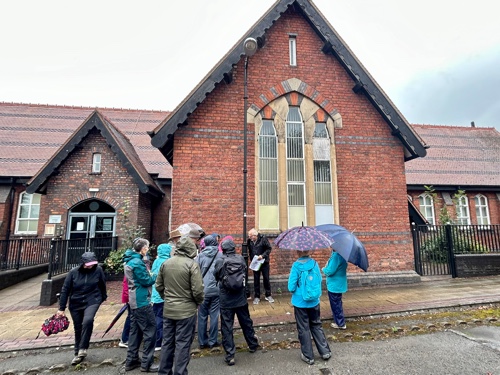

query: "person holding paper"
left=247, top=228, right=274, bottom=304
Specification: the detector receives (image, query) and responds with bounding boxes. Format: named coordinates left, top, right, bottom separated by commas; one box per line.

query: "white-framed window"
left=455, top=195, right=470, bottom=225
left=258, top=120, right=279, bottom=230
left=15, top=192, right=41, bottom=234
left=474, top=194, right=491, bottom=226
left=313, top=123, right=333, bottom=225
left=92, top=153, right=101, bottom=173
left=286, top=107, right=306, bottom=227
left=418, top=193, right=435, bottom=225
left=289, top=35, right=297, bottom=66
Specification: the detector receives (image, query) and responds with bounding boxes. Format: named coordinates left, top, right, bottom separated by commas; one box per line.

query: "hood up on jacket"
left=221, top=238, right=236, bottom=255
left=81, top=251, right=98, bottom=265
left=203, top=235, right=218, bottom=248
left=157, top=243, right=172, bottom=260
left=174, top=236, right=198, bottom=259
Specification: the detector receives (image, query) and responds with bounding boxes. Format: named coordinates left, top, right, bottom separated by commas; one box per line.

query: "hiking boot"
left=253, top=297, right=260, bottom=305
left=119, top=341, right=128, bottom=348
left=322, top=352, right=332, bottom=360
left=300, top=353, right=314, bottom=365
left=125, top=361, right=141, bottom=371
left=225, top=358, right=235, bottom=366
left=71, top=356, right=82, bottom=366
left=330, top=323, right=346, bottom=329
left=140, top=364, right=159, bottom=372
left=265, top=296, right=275, bottom=303
left=78, top=349, right=87, bottom=358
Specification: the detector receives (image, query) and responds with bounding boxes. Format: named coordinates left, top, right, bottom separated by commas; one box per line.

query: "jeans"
left=159, top=314, right=197, bottom=375
left=327, top=291, right=345, bottom=327
left=153, top=302, right=164, bottom=348
left=126, top=305, right=156, bottom=370
left=121, top=304, right=131, bottom=343
left=294, top=304, right=330, bottom=360
left=197, top=295, right=220, bottom=347
left=220, top=304, right=259, bottom=361
left=253, top=262, right=271, bottom=298
left=69, top=303, right=100, bottom=355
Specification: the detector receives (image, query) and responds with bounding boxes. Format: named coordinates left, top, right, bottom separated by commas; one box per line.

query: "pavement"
left=1, top=273, right=500, bottom=353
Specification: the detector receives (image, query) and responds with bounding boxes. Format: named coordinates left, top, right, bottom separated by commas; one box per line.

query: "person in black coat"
left=57, top=251, right=107, bottom=366
left=247, top=228, right=274, bottom=304
left=214, top=238, right=260, bottom=366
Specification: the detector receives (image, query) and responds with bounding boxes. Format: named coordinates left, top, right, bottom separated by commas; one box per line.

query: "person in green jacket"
left=123, top=238, right=158, bottom=373
left=322, top=249, right=348, bottom=329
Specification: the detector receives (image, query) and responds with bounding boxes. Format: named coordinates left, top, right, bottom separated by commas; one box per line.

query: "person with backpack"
left=322, top=248, right=348, bottom=329
left=56, top=251, right=107, bottom=366
left=195, top=234, right=223, bottom=349
left=287, top=250, right=331, bottom=366
left=214, top=238, right=260, bottom=366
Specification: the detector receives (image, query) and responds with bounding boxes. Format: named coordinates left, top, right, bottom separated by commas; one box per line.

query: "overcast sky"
left=2, top=0, right=499, bottom=131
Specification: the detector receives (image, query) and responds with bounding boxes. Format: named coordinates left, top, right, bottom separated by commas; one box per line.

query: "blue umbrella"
left=316, top=224, right=369, bottom=272
left=274, top=225, right=333, bottom=251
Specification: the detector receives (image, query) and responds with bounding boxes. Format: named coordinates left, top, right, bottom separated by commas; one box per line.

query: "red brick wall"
left=170, top=9, right=414, bottom=274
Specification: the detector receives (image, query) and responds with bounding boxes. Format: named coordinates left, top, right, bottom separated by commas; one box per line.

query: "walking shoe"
left=322, top=352, right=332, bottom=360
left=71, top=356, right=82, bottom=365
left=225, top=358, right=235, bottom=366
left=330, top=322, right=347, bottom=329
left=140, top=364, right=159, bottom=372
left=253, top=297, right=260, bottom=305
left=118, top=341, right=128, bottom=348
left=300, top=353, right=315, bottom=365
left=248, top=344, right=262, bottom=353
left=199, top=344, right=208, bottom=349
left=155, top=346, right=162, bottom=351
left=77, top=349, right=87, bottom=358
left=265, top=296, right=275, bottom=303
left=247, top=295, right=252, bottom=300
left=209, top=342, right=221, bottom=348
left=125, top=361, right=141, bottom=371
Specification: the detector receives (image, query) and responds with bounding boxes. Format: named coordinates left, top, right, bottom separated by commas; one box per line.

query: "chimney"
left=471, top=121, right=475, bottom=127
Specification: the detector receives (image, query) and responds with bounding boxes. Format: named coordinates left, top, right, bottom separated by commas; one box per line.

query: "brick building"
left=150, top=0, right=428, bottom=280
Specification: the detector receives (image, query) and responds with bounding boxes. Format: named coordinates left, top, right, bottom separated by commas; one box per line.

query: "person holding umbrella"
left=56, top=251, right=107, bottom=366
left=322, top=248, right=348, bottom=329
left=123, top=238, right=158, bottom=373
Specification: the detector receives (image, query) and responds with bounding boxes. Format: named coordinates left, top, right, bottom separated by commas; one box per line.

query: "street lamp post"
left=242, top=37, right=258, bottom=293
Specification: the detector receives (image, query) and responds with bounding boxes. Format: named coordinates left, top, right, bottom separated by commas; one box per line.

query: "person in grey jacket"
left=155, top=228, right=204, bottom=375
left=214, top=238, right=260, bottom=366
left=195, top=234, right=223, bottom=349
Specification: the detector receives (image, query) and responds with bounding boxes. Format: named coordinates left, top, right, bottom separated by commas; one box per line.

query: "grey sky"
left=2, top=0, right=499, bottom=131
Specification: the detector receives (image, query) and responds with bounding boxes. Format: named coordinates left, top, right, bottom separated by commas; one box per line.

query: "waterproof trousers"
left=252, top=262, right=271, bottom=298
left=153, top=302, right=164, bottom=348
left=294, top=304, right=331, bottom=361
left=69, top=303, right=100, bottom=355
left=220, top=304, right=259, bottom=361
left=126, top=305, right=156, bottom=371
left=327, top=291, right=346, bottom=327
left=158, top=314, right=197, bottom=375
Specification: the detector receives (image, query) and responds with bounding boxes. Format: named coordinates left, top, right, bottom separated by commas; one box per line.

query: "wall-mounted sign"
left=44, top=224, right=56, bottom=236
left=49, top=215, right=62, bottom=224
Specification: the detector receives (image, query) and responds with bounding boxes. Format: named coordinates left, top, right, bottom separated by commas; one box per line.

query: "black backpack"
left=221, top=257, right=246, bottom=292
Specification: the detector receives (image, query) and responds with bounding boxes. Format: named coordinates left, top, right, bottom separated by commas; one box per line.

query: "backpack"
left=221, top=257, right=246, bottom=292
left=299, top=261, right=322, bottom=301
left=36, top=314, right=70, bottom=339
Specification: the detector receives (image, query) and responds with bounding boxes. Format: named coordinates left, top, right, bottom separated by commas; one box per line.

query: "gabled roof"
left=150, top=0, right=427, bottom=163
left=26, top=110, right=164, bottom=197
left=0, top=102, right=171, bottom=181
left=406, top=125, right=500, bottom=189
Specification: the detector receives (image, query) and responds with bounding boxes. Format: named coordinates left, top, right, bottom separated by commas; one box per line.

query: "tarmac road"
left=1, top=326, right=500, bottom=375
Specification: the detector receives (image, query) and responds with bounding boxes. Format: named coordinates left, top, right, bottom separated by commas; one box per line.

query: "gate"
left=412, top=224, right=500, bottom=277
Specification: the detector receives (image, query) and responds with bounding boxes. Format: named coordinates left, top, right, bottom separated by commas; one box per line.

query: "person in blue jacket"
left=123, top=238, right=158, bottom=373
left=322, top=249, right=348, bottom=329
left=288, top=250, right=331, bottom=366
left=150, top=243, right=172, bottom=350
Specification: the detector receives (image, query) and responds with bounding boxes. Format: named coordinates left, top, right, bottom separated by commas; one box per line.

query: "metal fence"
left=0, top=237, right=52, bottom=271
left=412, top=224, right=500, bottom=276
left=48, top=236, right=118, bottom=278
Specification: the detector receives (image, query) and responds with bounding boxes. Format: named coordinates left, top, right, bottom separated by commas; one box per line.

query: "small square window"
left=92, top=153, right=101, bottom=173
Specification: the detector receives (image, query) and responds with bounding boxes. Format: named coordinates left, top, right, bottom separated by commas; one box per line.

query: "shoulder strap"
left=202, top=252, right=218, bottom=278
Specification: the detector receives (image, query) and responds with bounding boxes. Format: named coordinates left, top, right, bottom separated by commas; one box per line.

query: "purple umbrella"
left=274, top=225, right=333, bottom=251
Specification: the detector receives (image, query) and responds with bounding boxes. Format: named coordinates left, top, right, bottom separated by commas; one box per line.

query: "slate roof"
left=406, top=125, right=500, bottom=188
left=150, top=0, right=427, bottom=163
left=0, top=102, right=171, bottom=180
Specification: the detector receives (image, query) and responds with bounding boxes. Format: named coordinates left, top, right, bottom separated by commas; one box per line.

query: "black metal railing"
left=0, top=237, right=52, bottom=271
left=412, top=224, right=500, bottom=276
left=48, top=236, right=118, bottom=278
